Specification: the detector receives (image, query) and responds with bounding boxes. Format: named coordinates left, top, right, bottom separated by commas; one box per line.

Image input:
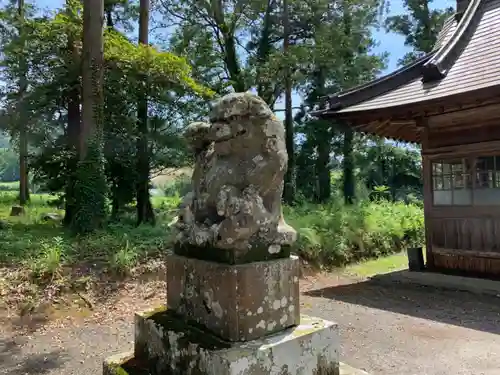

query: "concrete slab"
left=127, top=306, right=340, bottom=375
left=370, top=270, right=500, bottom=297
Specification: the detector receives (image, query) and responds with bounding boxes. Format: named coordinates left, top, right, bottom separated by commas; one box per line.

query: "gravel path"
left=2, top=275, right=500, bottom=375
left=302, top=275, right=500, bottom=375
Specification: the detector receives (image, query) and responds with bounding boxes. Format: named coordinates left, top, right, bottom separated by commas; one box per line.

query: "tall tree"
left=385, top=0, right=454, bottom=66
left=282, top=0, right=296, bottom=204
left=17, top=0, right=29, bottom=206
left=63, top=0, right=83, bottom=226
left=72, top=0, right=108, bottom=234
left=293, top=0, right=386, bottom=203
left=341, top=0, right=355, bottom=205
left=136, top=0, right=155, bottom=226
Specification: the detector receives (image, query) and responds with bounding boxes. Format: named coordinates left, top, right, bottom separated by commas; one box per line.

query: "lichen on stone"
left=173, top=92, right=297, bottom=259
left=313, top=356, right=340, bottom=375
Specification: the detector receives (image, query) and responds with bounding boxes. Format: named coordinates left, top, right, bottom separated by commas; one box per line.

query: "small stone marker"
left=103, top=93, right=340, bottom=375
left=9, top=205, right=25, bottom=217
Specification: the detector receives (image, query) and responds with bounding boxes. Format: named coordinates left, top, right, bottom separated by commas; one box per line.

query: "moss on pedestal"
left=314, top=357, right=340, bottom=375
left=148, top=309, right=232, bottom=351
left=134, top=309, right=233, bottom=375
left=130, top=309, right=340, bottom=375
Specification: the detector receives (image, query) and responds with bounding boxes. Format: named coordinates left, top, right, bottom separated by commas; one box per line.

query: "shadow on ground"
left=0, top=336, right=68, bottom=374
left=304, top=274, right=500, bottom=335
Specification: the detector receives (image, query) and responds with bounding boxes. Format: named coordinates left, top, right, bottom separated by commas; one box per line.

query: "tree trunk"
left=316, top=128, right=331, bottom=202
left=313, top=68, right=331, bottom=203
left=72, top=0, right=107, bottom=234
left=80, top=0, right=104, bottom=158
left=282, top=0, right=296, bottom=205
left=341, top=0, right=355, bottom=205
left=17, top=0, right=29, bottom=206
left=211, top=0, right=246, bottom=92
left=342, top=127, right=355, bottom=204
left=63, top=39, right=81, bottom=227
left=256, top=0, right=276, bottom=104
left=19, top=125, right=28, bottom=205
left=63, top=0, right=82, bottom=227
left=136, top=0, right=155, bottom=226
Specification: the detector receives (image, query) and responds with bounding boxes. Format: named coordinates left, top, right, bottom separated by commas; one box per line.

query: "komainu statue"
left=173, top=92, right=296, bottom=263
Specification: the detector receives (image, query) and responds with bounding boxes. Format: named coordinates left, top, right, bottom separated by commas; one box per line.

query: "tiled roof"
left=317, top=0, right=500, bottom=116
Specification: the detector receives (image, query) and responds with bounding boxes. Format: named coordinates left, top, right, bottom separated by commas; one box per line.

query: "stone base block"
left=173, top=242, right=292, bottom=265
left=104, top=355, right=367, bottom=375
left=116, top=306, right=340, bottom=375
left=167, top=254, right=300, bottom=341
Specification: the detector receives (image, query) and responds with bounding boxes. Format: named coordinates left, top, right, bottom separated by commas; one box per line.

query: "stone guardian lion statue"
left=173, top=92, right=296, bottom=261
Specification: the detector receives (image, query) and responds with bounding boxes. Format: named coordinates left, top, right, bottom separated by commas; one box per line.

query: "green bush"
left=163, top=175, right=192, bottom=197
left=285, top=199, right=424, bottom=267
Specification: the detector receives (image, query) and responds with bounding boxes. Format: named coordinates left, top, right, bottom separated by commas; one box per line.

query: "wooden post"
left=418, top=118, right=435, bottom=269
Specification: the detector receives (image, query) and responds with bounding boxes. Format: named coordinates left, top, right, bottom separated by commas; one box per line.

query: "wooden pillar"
left=418, top=119, right=435, bottom=269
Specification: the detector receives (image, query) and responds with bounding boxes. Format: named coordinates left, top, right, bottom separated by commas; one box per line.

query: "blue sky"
left=37, top=0, right=456, bottom=111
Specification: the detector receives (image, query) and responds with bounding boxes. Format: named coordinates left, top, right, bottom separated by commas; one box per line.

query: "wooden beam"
left=433, top=247, right=500, bottom=260
left=415, top=117, right=429, bottom=130
left=423, top=139, right=500, bottom=158
left=428, top=102, right=500, bottom=129
left=430, top=205, right=500, bottom=218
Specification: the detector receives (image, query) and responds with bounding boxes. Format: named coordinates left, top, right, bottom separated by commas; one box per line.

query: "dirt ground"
left=2, top=273, right=500, bottom=375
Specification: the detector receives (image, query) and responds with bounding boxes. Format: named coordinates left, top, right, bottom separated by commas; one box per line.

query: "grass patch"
left=344, top=252, right=409, bottom=278
left=0, top=192, right=178, bottom=266
left=0, top=191, right=179, bottom=315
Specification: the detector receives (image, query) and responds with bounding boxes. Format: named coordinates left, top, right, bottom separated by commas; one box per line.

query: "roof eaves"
left=323, top=53, right=435, bottom=112
left=421, top=0, right=483, bottom=83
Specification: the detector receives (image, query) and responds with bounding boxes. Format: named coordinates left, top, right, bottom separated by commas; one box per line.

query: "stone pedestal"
left=166, top=254, right=300, bottom=341
left=102, top=255, right=341, bottom=375
left=103, top=306, right=340, bottom=375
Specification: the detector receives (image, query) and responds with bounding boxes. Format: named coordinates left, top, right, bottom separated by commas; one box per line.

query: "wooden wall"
left=422, top=103, right=500, bottom=277
left=428, top=212, right=500, bottom=276
left=431, top=215, right=500, bottom=251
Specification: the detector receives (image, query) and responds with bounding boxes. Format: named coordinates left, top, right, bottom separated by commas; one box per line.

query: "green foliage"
left=163, top=175, right=192, bottom=197
left=385, top=0, right=454, bottom=66
left=286, top=199, right=424, bottom=267
left=28, top=236, right=66, bottom=280
left=109, top=237, right=138, bottom=275
left=105, top=30, right=214, bottom=98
